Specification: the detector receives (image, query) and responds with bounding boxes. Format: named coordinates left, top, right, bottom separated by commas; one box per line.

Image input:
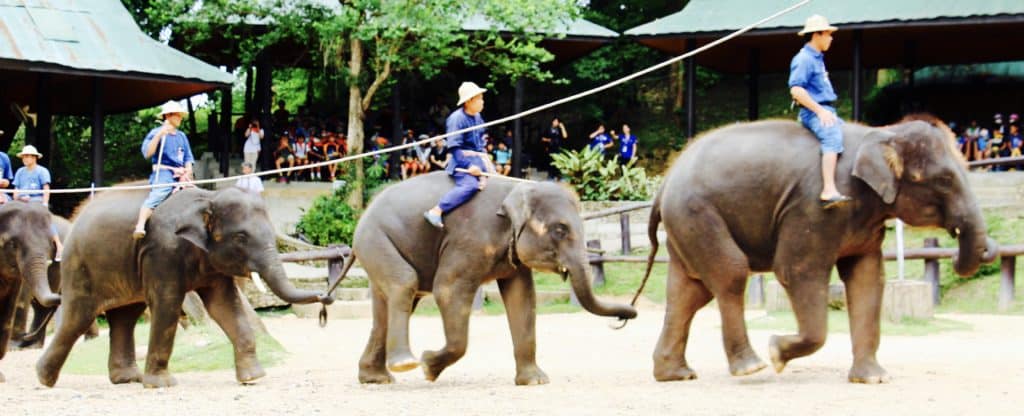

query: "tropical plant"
left=551, top=146, right=658, bottom=201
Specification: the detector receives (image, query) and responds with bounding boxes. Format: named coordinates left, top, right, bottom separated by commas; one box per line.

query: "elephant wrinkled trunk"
left=22, top=256, right=59, bottom=307
left=257, top=252, right=333, bottom=305
left=951, top=223, right=998, bottom=277
left=567, top=262, right=637, bottom=320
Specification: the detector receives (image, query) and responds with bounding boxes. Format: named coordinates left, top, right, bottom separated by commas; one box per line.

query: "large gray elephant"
left=643, top=115, right=996, bottom=384
left=36, top=187, right=332, bottom=388
left=341, top=174, right=636, bottom=386
left=0, top=202, right=63, bottom=382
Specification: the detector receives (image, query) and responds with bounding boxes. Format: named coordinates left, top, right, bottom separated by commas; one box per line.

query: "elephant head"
left=0, top=202, right=60, bottom=307
left=498, top=183, right=637, bottom=320
left=174, top=188, right=331, bottom=305
left=853, top=115, right=997, bottom=276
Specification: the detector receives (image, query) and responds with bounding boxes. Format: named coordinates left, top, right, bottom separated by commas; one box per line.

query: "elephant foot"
left=729, top=351, right=767, bottom=377
left=142, top=371, right=178, bottom=388
left=236, top=363, right=267, bottom=384
left=358, top=369, right=395, bottom=384
left=514, top=366, right=549, bottom=386
left=109, top=367, right=142, bottom=384
left=653, top=363, right=699, bottom=382
left=420, top=350, right=446, bottom=382
left=848, top=359, right=891, bottom=384
left=36, top=360, right=59, bottom=388
left=386, top=352, right=420, bottom=373
left=0, top=369, right=5, bottom=383
left=16, top=339, right=44, bottom=350
left=769, top=335, right=787, bottom=373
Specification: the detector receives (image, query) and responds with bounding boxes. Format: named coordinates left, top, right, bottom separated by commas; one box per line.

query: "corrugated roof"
left=462, top=14, right=618, bottom=38
left=626, top=0, right=1024, bottom=36
left=0, top=0, right=233, bottom=86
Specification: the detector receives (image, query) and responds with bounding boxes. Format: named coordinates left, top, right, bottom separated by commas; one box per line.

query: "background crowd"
left=954, top=112, right=1022, bottom=170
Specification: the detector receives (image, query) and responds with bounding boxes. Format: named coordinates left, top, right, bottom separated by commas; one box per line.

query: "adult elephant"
left=342, top=173, right=637, bottom=386
left=36, top=187, right=332, bottom=388
left=644, top=115, right=996, bottom=384
left=0, top=202, right=63, bottom=382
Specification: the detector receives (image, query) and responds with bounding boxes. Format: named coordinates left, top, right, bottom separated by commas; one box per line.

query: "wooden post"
left=587, top=239, right=605, bottom=287
left=220, top=87, right=233, bottom=176
left=619, top=212, right=631, bottom=255
left=684, top=38, right=697, bottom=139
left=91, top=77, right=105, bottom=186
left=512, top=78, right=524, bottom=177
left=1000, top=256, right=1016, bottom=312
left=923, top=238, right=940, bottom=305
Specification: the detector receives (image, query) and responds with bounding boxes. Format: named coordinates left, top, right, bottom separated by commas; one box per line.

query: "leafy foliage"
left=551, top=146, right=658, bottom=201
left=295, top=158, right=390, bottom=246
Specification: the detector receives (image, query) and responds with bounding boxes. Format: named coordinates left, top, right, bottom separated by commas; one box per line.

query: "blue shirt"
left=788, top=44, right=837, bottom=104
left=618, top=134, right=637, bottom=160
left=0, top=152, right=13, bottom=182
left=495, top=149, right=511, bottom=164
left=13, top=165, right=51, bottom=202
left=141, top=127, right=194, bottom=184
left=589, top=133, right=613, bottom=154
left=444, top=108, right=486, bottom=175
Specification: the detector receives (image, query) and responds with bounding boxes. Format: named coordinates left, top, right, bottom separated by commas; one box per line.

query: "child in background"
left=235, top=162, right=264, bottom=195
left=494, top=141, right=512, bottom=176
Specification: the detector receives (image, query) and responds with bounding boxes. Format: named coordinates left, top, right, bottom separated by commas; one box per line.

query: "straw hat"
left=158, top=100, right=187, bottom=118
left=17, top=145, right=42, bottom=158
left=798, top=15, right=838, bottom=36
left=456, top=82, right=487, bottom=106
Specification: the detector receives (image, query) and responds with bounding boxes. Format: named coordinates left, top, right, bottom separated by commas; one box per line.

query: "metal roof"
left=0, top=0, right=233, bottom=114
left=462, top=14, right=619, bottom=39
left=626, top=0, right=1024, bottom=36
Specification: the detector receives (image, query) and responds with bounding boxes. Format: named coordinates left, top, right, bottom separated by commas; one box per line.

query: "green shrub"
left=550, top=146, right=659, bottom=201
left=295, top=158, right=391, bottom=246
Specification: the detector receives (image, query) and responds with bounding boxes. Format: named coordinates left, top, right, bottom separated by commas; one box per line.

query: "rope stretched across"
left=0, top=0, right=810, bottom=196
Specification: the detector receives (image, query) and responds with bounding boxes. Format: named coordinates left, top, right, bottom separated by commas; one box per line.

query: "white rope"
left=455, top=168, right=534, bottom=183
left=0, top=0, right=809, bottom=196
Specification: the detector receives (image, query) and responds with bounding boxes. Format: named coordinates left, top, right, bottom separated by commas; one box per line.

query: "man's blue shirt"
left=618, top=134, right=637, bottom=160
left=788, top=44, right=837, bottom=104
left=444, top=108, right=486, bottom=175
left=0, top=152, right=13, bottom=182
left=141, top=127, right=194, bottom=184
left=589, top=133, right=613, bottom=154
left=13, top=165, right=50, bottom=201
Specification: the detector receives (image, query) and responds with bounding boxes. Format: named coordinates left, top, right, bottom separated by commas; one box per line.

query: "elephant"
left=0, top=202, right=63, bottom=382
left=36, top=187, right=332, bottom=388
left=340, top=173, right=637, bottom=386
left=643, top=115, right=996, bottom=384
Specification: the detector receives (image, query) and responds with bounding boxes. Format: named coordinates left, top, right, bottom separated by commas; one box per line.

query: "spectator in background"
left=322, top=133, right=341, bottom=181
left=308, top=134, right=325, bottom=181
left=541, top=117, right=566, bottom=178
left=273, top=100, right=290, bottom=132
left=618, top=123, right=638, bottom=165
left=429, top=138, right=449, bottom=172
left=588, top=123, right=614, bottom=155
left=273, top=135, right=295, bottom=182
left=993, top=113, right=1006, bottom=139
left=12, top=145, right=63, bottom=261
left=399, top=130, right=421, bottom=179
left=1010, top=113, right=1020, bottom=132
left=0, top=144, right=12, bottom=204
left=415, top=134, right=433, bottom=174
left=494, top=141, right=512, bottom=176
left=243, top=119, right=263, bottom=171
left=235, top=162, right=264, bottom=195
left=293, top=136, right=311, bottom=180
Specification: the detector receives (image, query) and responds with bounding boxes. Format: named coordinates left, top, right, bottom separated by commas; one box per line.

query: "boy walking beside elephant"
left=789, top=15, right=852, bottom=209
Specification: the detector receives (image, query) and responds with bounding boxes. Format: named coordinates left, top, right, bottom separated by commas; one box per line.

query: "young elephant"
left=36, top=187, right=332, bottom=388
left=644, top=116, right=996, bottom=384
left=344, top=173, right=637, bottom=386
left=0, top=202, right=63, bottom=382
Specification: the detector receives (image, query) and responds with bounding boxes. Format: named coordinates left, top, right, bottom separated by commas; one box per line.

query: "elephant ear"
left=497, top=184, right=533, bottom=236
left=852, top=129, right=903, bottom=204
left=175, top=198, right=214, bottom=252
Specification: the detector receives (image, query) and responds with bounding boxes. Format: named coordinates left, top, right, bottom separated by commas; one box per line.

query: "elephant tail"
left=613, top=186, right=663, bottom=331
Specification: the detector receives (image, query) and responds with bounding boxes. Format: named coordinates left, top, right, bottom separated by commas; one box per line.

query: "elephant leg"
left=9, top=285, right=29, bottom=348
left=196, top=279, right=266, bottom=384
left=769, top=265, right=831, bottom=373
left=106, top=303, right=146, bottom=384
left=0, top=284, right=17, bottom=382
left=421, top=274, right=477, bottom=382
left=653, top=255, right=713, bottom=381
left=358, top=287, right=394, bottom=384
left=142, top=288, right=186, bottom=388
left=669, top=205, right=764, bottom=377
left=36, top=295, right=98, bottom=387
left=364, top=245, right=420, bottom=373
left=837, top=252, right=890, bottom=384
left=498, top=268, right=548, bottom=386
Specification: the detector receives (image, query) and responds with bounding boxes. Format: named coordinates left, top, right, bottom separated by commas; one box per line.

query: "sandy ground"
left=2, top=306, right=1023, bottom=416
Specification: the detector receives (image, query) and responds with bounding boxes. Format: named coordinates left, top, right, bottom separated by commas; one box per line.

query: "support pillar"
left=389, top=81, right=402, bottom=180
left=685, top=38, right=697, bottom=139
left=851, top=29, right=863, bottom=121
left=244, top=66, right=254, bottom=116
left=747, top=48, right=760, bottom=121
left=91, top=78, right=105, bottom=186
left=186, top=97, right=197, bottom=137
left=512, top=78, right=524, bottom=177
left=220, top=87, right=233, bottom=176
left=34, top=74, right=53, bottom=167
left=255, top=57, right=273, bottom=128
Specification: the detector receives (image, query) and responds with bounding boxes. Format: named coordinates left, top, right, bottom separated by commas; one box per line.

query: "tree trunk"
left=346, top=36, right=366, bottom=210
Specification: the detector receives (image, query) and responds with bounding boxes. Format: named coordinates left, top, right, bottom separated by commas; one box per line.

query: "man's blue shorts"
left=799, top=105, right=844, bottom=154
left=142, top=184, right=174, bottom=209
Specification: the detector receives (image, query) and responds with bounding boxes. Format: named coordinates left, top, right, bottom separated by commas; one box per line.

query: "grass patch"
left=745, top=310, right=973, bottom=336
left=534, top=247, right=669, bottom=303
left=64, top=323, right=287, bottom=376
left=938, top=273, right=1024, bottom=314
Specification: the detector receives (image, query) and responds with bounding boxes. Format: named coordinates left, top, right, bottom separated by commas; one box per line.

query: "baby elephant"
left=36, top=187, right=331, bottom=388
left=344, top=173, right=636, bottom=385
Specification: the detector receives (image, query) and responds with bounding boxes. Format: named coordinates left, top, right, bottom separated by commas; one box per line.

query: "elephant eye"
left=551, top=223, right=570, bottom=240
left=233, top=232, right=249, bottom=244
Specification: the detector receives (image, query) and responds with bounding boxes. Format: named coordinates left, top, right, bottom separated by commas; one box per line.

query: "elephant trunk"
left=567, top=262, right=637, bottom=320
left=21, top=255, right=59, bottom=307
left=257, top=250, right=333, bottom=305
left=951, top=208, right=998, bottom=276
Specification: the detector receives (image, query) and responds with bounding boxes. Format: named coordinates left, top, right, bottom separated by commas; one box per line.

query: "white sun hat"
left=17, top=144, right=42, bottom=158
left=798, top=15, right=838, bottom=36
left=456, top=82, right=487, bottom=106
left=158, top=100, right=187, bottom=118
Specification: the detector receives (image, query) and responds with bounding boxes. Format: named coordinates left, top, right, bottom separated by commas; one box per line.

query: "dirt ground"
left=2, top=306, right=1023, bottom=416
